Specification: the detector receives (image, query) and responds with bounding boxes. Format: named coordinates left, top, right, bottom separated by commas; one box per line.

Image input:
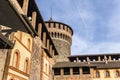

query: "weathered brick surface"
left=29, top=37, right=42, bottom=80
left=53, top=39, right=71, bottom=62
left=0, top=49, right=7, bottom=80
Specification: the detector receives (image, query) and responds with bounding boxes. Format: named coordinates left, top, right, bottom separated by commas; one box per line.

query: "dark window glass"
left=82, top=67, right=90, bottom=74
left=54, top=68, right=60, bottom=75
left=64, top=68, right=70, bottom=75
left=73, top=67, right=80, bottom=75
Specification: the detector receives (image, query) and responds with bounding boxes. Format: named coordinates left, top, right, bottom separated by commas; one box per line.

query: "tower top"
left=49, top=17, right=53, bottom=22
left=49, top=5, right=53, bottom=22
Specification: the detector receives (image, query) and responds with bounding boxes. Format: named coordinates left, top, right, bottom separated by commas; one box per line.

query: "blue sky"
left=36, top=0, right=120, bottom=55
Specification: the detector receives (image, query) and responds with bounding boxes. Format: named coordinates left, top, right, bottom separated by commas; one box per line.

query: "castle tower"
left=45, top=19, right=73, bottom=62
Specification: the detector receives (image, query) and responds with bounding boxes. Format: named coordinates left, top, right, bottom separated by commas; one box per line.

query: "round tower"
left=45, top=19, right=73, bottom=62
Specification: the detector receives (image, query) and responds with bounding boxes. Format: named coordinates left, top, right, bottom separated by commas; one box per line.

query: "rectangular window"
left=73, top=67, right=80, bottom=75
left=54, top=68, right=60, bottom=75
left=64, top=68, right=70, bottom=75
left=82, top=67, right=90, bottom=74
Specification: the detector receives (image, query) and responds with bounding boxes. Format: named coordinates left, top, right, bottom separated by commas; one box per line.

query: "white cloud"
left=71, top=34, right=88, bottom=55
left=72, top=41, right=120, bottom=55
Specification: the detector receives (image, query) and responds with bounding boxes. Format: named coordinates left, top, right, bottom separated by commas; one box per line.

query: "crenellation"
left=42, top=32, right=46, bottom=46
left=50, top=23, right=54, bottom=28
left=55, top=23, right=59, bottom=29
left=50, top=45, right=52, bottom=55
left=45, top=23, right=49, bottom=28
left=31, top=11, right=37, bottom=29
left=22, top=0, right=29, bottom=15
left=47, top=39, right=50, bottom=51
left=38, top=23, right=42, bottom=39
left=108, top=56, right=111, bottom=61
left=59, top=24, right=62, bottom=29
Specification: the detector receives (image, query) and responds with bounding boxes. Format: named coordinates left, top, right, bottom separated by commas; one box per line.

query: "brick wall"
left=53, top=39, right=71, bottom=62
left=29, top=37, right=42, bottom=80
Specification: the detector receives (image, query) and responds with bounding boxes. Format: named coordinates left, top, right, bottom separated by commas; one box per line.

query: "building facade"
left=53, top=54, right=120, bottom=80
left=0, top=0, right=120, bottom=80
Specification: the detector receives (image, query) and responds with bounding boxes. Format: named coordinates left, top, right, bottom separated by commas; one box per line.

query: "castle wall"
left=6, top=31, right=32, bottom=80
left=53, top=39, right=71, bottom=62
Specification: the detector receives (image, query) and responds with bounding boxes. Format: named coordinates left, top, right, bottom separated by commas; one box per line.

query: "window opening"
left=82, top=67, right=90, bottom=74
left=73, top=67, right=79, bottom=75
left=64, top=68, right=70, bottom=75
left=54, top=68, right=60, bottom=75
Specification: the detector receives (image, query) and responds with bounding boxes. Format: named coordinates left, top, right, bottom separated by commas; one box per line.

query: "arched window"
left=12, top=50, right=20, bottom=68
left=55, top=33, right=56, bottom=38
left=96, top=71, right=100, bottom=78
left=58, top=33, right=59, bottom=38
left=51, top=32, right=53, bottom=37
left=53, top=33, right=55, bottom=37
left=116, top=70, right=120, bottom=77
left=60, top=34, right=62, bottom=38
left=105, top=71, right=110, bottom=78
left=27, top=39, right=31, bottom=50
left=24, top=58, right=29, bottom=73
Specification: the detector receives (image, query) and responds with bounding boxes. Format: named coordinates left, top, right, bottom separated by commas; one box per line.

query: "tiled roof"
left=53, top=62, right=96, bottom=68
left=92, top=61, right=120, bottom=69
left=53, top=61, right=120, bottom=69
